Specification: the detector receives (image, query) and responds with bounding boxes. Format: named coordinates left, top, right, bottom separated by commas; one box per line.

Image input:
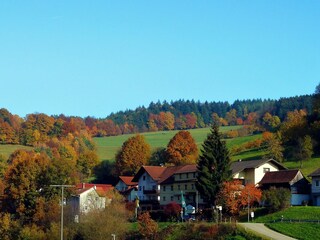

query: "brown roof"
left=175, top=164, right=197, bottom=174
left=119, top=176, right=138, bottom=186
left=308, top=168, right=320, bottom=177
left=259, top=170, right=300, bottom=185
left=132, top=165, right=197, bottom=184
left=132, top=166, right=167, bottom=182
left=231, top=159, right=287, bottom=175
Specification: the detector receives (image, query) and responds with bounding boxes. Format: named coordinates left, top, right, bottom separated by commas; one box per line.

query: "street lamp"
left=50, top=185, right=74, bottom=240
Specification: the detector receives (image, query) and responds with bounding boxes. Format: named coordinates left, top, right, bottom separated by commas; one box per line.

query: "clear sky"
left=1, top=1, right=319, bottom=118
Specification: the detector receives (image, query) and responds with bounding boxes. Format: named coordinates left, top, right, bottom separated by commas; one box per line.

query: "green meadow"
left=255, top=207, right=320, bottom=240
left=93, top=126, right=244, bottom=162
left=0, top=144, right=33, bottom=159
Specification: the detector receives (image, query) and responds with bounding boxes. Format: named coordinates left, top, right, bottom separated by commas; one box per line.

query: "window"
left=185, top=184, right=187, bottom=190
left=186, top=173, right=189, bottom=178
left=193, top=172, right=196, bottom=178
left=139, top=186, right=142, bottom=191
left=143, top=176, right=146, bottom=181
left=163, top=196, right=166, bottom=201
left=191, top=184, right=194, bottom=190
left=178, top=196, right=180, bottom=201
left=179, top=174, right=182, bottom=179
left=316, top=180, right=320, bottom=187
left=178, top=185, right=180, bottom=190
left=171, top=185, right=174, bottom=191
left=263, top=168, right=270, bottom=173
left=163, top=186, right=166, bottom=191
left=171, top=196, right=174, bottom=201
left=152, top=185, right=156, bottom=190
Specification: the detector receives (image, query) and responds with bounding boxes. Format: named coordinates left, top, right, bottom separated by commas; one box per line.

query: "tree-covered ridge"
left=0, top=94, right=314, bottom=145
left=107, top=95, right=313, bottom=131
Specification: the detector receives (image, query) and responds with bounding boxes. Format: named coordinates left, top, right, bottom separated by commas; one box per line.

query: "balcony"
left=143, top=189, right=159, bottom=194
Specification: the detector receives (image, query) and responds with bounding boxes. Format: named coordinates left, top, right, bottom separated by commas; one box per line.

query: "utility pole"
left=50, top=185, right=74, bottom=240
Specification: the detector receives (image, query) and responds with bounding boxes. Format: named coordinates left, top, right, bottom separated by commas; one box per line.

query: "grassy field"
left=94, top=126, right=245, bottom=162
left=0, top=144, right=33, bottom=159
left=254, top=207, right=320, bottom=240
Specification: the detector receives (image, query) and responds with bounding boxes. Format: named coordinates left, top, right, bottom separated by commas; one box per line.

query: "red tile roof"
left=119, top=176, right=138, bottom=186
left=75, top=183, right=114, bottom=196
left=259, top=170, right=300, bottom=185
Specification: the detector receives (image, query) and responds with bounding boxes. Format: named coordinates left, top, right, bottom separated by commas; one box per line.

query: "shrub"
left=138, top=212, right=158, bottom=240
left=262, top=187, right=291, bottom=213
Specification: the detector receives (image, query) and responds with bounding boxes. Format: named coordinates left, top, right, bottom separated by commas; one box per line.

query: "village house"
left=69, top=183, right=113, bottom=221
left=308, top=168, right=320, bottom=206
left=130, top=159, right=287, bottom=210
left=231, top=159, right=287, bottom=185
left=115, top=176, right=138, bottom=201
left=258, top=169, right=310, bottom=205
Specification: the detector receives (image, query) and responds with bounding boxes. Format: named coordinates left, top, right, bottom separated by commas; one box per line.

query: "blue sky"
left=1, top=1, right=319, bottom=118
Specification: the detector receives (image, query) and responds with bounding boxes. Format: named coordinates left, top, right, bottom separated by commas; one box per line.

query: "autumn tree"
left=164, top=202, right=182, bottom=221
left=166, top=130, right=198, bottom=165
left=115, top=134, right=151, bottom=175
left=225, top=109, right=237, bottom=125
left=196, top=124, right=232, bottom=206
left=264, top=134, right=284, bottom=162
left=218, top=180, right=262, bottom=215
left=262, top=112, right=281, bottom=131
left=138, top=212, right=158, bottom=240
left=3, top=150, right=52, bottom=224
left=296, top=135, right=313, bottom=168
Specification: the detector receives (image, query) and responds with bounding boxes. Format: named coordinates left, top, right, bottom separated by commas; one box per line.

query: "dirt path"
left=238, top=223, right=297, bottom=240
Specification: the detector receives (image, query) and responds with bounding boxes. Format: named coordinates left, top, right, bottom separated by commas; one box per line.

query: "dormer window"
left=143, top=176, right=146, bottom=181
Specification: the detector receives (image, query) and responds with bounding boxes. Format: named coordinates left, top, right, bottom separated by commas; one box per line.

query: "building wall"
left=137, top=172, right=159, bottom=201
left=160, top=172, right=205, bottom=207
left=115, top=181, right=127, bottom=191
left=311, top=176, right=320, bottom=194
left=253, top=162, right=279, bottom=185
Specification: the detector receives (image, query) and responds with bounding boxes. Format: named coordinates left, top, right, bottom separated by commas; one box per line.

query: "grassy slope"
left=0, top=144, right=33, bottom=159
left=254, top=207, right=320, bottom=240
left=94, top=126, right=242, bottom=162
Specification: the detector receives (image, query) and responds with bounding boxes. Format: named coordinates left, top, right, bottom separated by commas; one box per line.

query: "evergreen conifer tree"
left=196, top=123, right=232, bottom=206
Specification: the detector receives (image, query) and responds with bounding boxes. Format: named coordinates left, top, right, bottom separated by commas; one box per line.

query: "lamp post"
left=50, top=185, right=74, bottom=240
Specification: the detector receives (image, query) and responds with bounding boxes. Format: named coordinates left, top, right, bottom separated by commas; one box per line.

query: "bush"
left=262, top=187, right=291, bottom=213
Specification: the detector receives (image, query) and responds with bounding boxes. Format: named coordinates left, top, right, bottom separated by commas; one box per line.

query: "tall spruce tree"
left=196, top=123, right=231, bottom=206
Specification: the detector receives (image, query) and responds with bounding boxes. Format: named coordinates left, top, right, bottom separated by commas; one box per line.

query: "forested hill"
left=0, top=94, right=314, bottom=145
left=107, top=95, right=313, bottom=132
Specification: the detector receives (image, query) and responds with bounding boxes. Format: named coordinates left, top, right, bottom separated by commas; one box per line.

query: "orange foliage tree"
left=138, top=212, right=158, bottom=240
left=218, top=180, right=262, bottom=215
left=166, top=130, right=198, bottom=165
left=115, top=134, right=151, bottom=175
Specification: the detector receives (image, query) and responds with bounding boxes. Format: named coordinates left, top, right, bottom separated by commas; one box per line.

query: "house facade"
left=69, top=187, right=106, bottom=220
left=258, top=169, right=310, bottom=205
left=132, top=166, right=166, bottom=210
left=231, top=159, right=287, bottom=185
left=159, top=165, right=205, bottom=208
left=308, top=168, right=320, bottom=206
left=115, top=176, right=138, bottom=201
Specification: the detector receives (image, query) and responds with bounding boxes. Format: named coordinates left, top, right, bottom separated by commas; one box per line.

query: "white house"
left=308, top=168, right=320, bottom=206
left=231, top=159, right=287, bottom=185
left=132, top=166, right=167, bottom=210
left=69, top=187, right=106, bottom=217
left=69, top=183, right=113, bottom=221
left=115, top=176, right=138, bottom=201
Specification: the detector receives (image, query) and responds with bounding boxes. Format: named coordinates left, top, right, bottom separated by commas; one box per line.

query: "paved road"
left=238, top=223, right=297, bottom=240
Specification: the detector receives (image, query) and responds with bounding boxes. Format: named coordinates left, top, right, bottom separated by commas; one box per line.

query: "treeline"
left=0, top=95, right=313, bottom=145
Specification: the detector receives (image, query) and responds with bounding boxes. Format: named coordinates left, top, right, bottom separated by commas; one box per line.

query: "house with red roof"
left=115, top=176, right=138, bottom=201
left=258, top=169, right=310, bottom=205
left=69, top=183, right=114, bottom=221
